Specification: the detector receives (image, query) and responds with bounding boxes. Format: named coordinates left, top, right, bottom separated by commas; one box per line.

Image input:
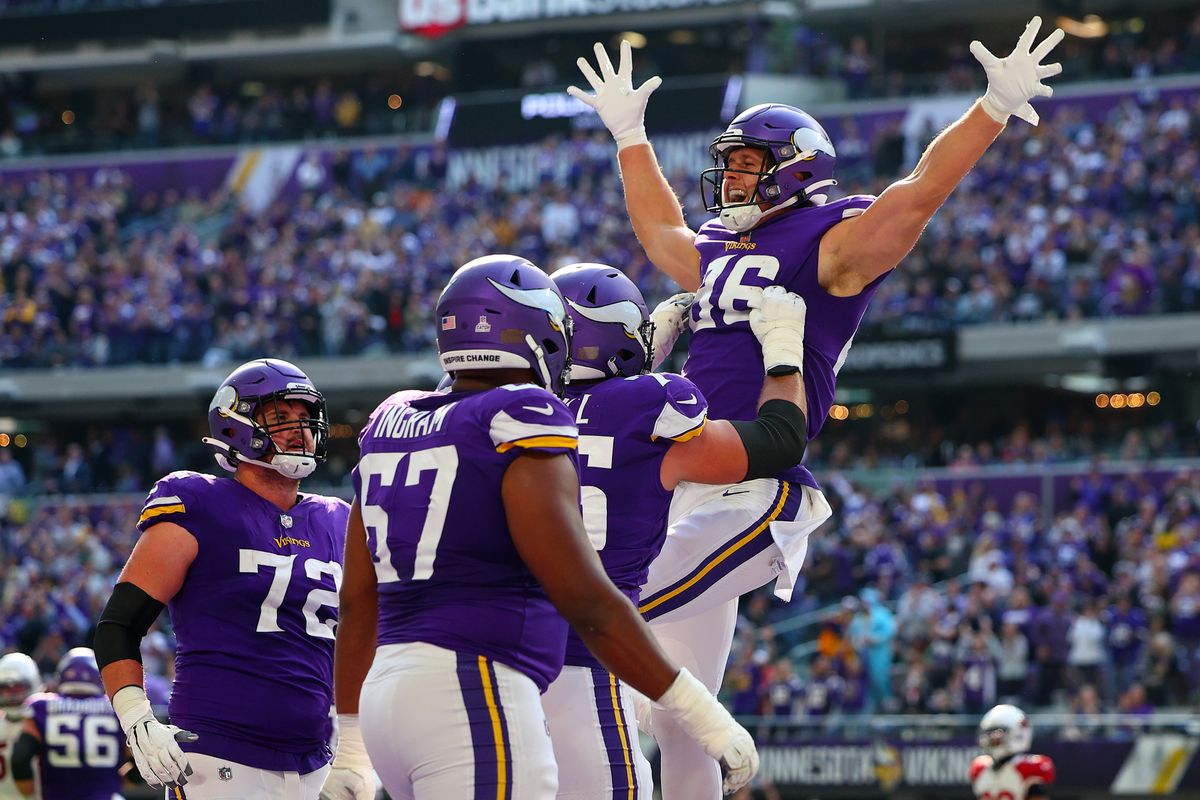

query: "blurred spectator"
left=849, top=587, right=896, bottom=711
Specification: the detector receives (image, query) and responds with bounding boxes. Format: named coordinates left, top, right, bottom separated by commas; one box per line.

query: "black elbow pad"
left=731, top=400, right=808, bottom=480
left=94, top=582, right=165, bottom=670
left=12, top=731, right=39, bottom=781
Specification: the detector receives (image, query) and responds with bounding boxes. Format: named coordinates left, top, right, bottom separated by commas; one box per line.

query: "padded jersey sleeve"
left=488, top=386, right=578, bottom=455
left=136, top=471, right=201, bottom=532
left=648, top=373, right=709, bottom=443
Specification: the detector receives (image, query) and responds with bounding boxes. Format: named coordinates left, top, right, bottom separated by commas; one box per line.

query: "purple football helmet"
left=701, top=103, right=837, bottom=232
left=437, top=254, right=573, bottom=396
left=202, top=358, right=329, bottom=480
left=551, top=263, right=653, bottom=380
left=55, top=647, right=103, bottom=697
left=0, top=652, right=41, bottom=707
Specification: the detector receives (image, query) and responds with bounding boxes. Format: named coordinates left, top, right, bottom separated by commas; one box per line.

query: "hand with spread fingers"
left=970, top=15, right=1064, bottom=126
left=649, top=291, right=695, bottom=368
left=567, top=40, right=663, bottom=151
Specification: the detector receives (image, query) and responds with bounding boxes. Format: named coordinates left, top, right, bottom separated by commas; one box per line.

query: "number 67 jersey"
left=136, top=470, right=350, bottom=773
left=353, top=384, right=579, bottom=691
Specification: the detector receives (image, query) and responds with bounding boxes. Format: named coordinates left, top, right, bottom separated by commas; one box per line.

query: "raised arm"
left=819, top=16, right=1064, bottom=296
left=568, top=41, right=701, bottom=290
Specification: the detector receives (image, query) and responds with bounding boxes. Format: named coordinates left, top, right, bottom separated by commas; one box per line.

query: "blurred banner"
left=398, top=0, right=744, bottom=36
left=752, top=737, right=1200, bottom=797
left=838, top=333, right=958, bottom=374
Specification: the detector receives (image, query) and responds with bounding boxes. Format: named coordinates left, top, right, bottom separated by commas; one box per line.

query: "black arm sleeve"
left=12, top=731, right=39, bottom=781
left=1027, top=786, right=1049, bottom=799
left=730, top=399, right=808, bottom=481
left=93, top=582, right=165, bottom=670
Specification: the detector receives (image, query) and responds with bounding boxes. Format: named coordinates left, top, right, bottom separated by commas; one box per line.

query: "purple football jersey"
left=353, top=384, right=579, bottom=691
left=26, top=693, right=124, bottom=800
left=561, top=373, right=709, bottom=668
left=686, top=196, right=885, bottom=488
left=137, top=471, right=349, bottom=773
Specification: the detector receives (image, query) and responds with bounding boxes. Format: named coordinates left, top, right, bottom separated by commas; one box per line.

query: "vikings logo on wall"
left=873, top=744, right=903, bottom=793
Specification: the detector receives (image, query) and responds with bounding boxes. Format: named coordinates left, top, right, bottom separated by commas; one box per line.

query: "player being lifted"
left=569, top=17, right=1064, bottom=796
left=11, top=648, right=127, bottom=800
left=971, top=705, right=1054, bottom=800
left=94, top=359, right=351, bottom=798
left=543, top=263, right=809, bottom=799
left=327, top=255, right=758, bottom=799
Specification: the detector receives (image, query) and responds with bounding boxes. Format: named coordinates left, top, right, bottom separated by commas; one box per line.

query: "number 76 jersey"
left=353, top=384, right=579, bottom=691
left=687, top=195, right=884, bottom=490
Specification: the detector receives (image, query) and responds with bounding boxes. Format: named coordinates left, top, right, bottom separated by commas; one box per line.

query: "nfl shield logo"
left=475, top=315, right=492, bottom=333
left=218, top=765, right=233, bottom=781
left=280, top=514, right=293, bottom=529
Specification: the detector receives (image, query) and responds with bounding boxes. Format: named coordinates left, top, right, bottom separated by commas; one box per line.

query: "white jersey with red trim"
left=0, top=712, right=25, bottom=800
left=970, top=753, right=1056, bottom=800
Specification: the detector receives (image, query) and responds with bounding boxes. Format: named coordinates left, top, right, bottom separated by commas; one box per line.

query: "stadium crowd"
left=2, top=7, right=1199, bottom=157
left=1, top=88, right=1198, bottom=371
left=3, top=439, right=1198, bottom=719
left=725, top=464, right=1200, bottom=723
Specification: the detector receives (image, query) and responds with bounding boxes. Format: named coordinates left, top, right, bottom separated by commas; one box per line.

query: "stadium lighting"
left=617, top=32, right=647, bottom=49
left=388, top=94, right=403, bottom=110
left=0, top=434, right=8, bottom=447
left=1147, top=391, right=1161, bottom=406
left=1056, top=14, right=1108, bottom=38
left=61, top=110, right=75, bottom=125
left=13, top=434, right=26, bottom=448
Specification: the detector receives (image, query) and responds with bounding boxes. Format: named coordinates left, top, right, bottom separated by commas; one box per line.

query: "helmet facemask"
left=206, top=386, right=329, bottom=480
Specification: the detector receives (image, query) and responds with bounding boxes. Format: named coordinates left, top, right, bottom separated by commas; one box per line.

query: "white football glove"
left=649, top=292, right=694, bottom=368
left=111, top=685, right=196, bottom=790
left=656, top=668, right=759, bottom=795
left=970, top=16, right=1064, bottom=126
left=567, top=40, right=663, bottom=151
left=628, top=687, right=656, bottom=738
left=321, top=714, right=376, bottom=800
left=748, top=286, right=806, bottom=376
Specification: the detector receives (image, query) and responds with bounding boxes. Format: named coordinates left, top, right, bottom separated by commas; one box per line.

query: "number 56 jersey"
left=353, top=384, right=579, bottom=691
left=136, top=471, right=350, bottom=773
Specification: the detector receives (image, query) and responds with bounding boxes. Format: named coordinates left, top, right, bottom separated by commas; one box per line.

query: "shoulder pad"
left=969, top=755, right=993, bottom=781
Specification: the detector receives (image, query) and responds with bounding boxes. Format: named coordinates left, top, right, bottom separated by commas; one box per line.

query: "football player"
left=0, top=654, right=41, bottom=800
left=569, top=19, right=1063, bottom=796
left=94, top=359, right=350, bottom=798
left=971, top=704, right=1054, bottom=799
left=325, top=255, right=758, bottom=800
left=542, top=263, right=809, bottom=799
left=12, top=648, right=126, bottom=800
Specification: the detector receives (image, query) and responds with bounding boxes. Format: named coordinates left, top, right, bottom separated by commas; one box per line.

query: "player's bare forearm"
left=821, top=103, right=1002, bottom=292
left=504, top=452, right=678, bottom=699
left=572, top=590, right=679, bottom=699
left=758, top=373, right=806, bottom=417
left=101, top=660, right=145, bottom=701
left=334, top=503, right=378, bottom=714
left=617, top=144, right=702, bottom=291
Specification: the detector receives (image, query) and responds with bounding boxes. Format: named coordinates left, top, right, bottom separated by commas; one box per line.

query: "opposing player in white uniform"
left=971, top=705, right=1054, bottom=800
left=569, top=20, right=1064, bottom=797
left=0, top=654, right=41, bottom=800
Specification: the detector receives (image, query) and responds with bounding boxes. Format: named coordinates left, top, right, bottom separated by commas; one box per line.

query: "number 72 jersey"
left=136, top=471, right=349, bottom=772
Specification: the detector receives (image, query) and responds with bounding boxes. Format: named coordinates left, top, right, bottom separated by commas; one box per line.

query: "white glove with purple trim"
left=970, top=16, right=1064, bottom=126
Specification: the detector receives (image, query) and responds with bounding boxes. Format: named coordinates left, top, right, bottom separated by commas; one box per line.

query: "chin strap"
left=202, top=439, right=317, bottom=480
left=524, top=333, right=557, bottom=393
